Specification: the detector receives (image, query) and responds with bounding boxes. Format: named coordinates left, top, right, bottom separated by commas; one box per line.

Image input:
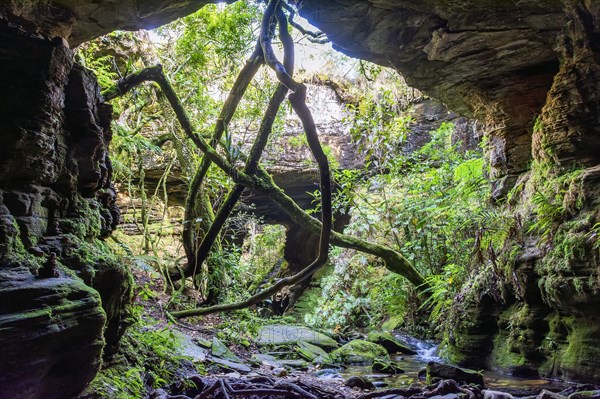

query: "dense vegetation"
left=76, top=1, right=518, bottom=396
left=78, top=0, right=503, bottom=334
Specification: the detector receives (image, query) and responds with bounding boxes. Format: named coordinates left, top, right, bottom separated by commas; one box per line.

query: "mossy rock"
left=372, top=359, right=405, bottom=374
left=296, top=340, right=330, bottom=362
left=426, top=361, right=484, bottom=386
left=367, top=331, right=416, bottom=355
left=568, top=391, right=600, bottom=399
left=211, top=337, right=240, bottom=362
left=256, top=324, right=338, bottom=349
left=331, top=339, right=389, bottom=364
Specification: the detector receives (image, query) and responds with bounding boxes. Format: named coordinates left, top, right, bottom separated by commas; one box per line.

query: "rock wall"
left=446, top=3, right=600, bottom=383
left=0, top=14, right=132, bottom=399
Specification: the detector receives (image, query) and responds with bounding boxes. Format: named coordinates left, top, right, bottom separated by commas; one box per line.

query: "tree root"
left=170, top=0, right=333, bottom=319
left=107, top=0, right=427, bottom=319
left=180, top=1, right=296, bottom=281
left=151, top=375, right=343, bottom=399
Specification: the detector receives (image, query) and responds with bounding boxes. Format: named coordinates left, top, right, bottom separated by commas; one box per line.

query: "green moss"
left=559, top=318, right=600, bottom=378
left=330, top=339, right=388, bottom=364
left=491, top=334, right=526, bottom=369
left=60, top=196, right=102, bottom=238
left=83, top=315, right=197, bottom=399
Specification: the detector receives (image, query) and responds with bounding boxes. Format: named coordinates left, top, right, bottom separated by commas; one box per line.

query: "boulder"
left=367, top=331, right=417, bottom=355
left=256, top=324, right=338, bottom=349
left=331, top=339, right=389, bottom=364
left=0, top=264, right=106, bottom=399
left=345, top=376, right=375, bottom=390
left=426, top=361, right=484, bottom=386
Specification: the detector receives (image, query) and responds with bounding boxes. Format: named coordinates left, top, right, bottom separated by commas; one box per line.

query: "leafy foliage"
left=306, top=101, right=493, bottom=335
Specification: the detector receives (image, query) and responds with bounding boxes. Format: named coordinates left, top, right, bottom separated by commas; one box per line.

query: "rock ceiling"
left=0, top=0, right=579, bottom=180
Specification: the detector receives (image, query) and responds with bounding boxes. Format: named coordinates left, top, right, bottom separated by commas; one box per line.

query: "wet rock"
left=345, top=376, right=375, bottom=390
left=256, top=324, right=338, bottom=349
left=372, top=359, right=405, bottom=374
left=331, top=339, right=389, bottom=364
left=426, top=362, right=484, bottom=387
left=296, top=340, right=330, bottom=362
left=367, top=331, right=417, bottom=355
left=211, top=337, right=240, bottom=362
left=208, top=357, right=251, bottom=374
left=483, top=390, right=516, bottom=399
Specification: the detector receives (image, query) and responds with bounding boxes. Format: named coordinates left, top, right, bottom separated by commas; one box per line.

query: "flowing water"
left=318, top=333, right=567, bottom=393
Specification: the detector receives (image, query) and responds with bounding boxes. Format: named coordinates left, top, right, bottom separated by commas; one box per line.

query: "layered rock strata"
left=0, top=16, right=132, bottom=399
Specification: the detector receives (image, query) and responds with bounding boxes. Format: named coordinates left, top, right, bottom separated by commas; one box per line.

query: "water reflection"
left=318, top=334, right=567, bottom=393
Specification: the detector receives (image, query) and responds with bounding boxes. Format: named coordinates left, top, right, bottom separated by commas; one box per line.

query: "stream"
left=319, top=333, right=568, bottom=393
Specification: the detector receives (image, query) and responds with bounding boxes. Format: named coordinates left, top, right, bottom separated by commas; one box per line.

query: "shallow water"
left=321, top=334, right=568, bottom=393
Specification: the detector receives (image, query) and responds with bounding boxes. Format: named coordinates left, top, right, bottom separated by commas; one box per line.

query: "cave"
left=1, top=1, right=599, bottom=398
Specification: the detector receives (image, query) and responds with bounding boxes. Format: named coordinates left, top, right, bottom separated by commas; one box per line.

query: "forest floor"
left=128, top=263, right=365, bottom=398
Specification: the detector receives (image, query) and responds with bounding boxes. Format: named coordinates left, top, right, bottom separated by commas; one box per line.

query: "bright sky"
left=146, top=4, right=361, bottom=81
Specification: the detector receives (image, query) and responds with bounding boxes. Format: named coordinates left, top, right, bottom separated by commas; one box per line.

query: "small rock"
left=568, top=391, right=600, bottom=399
left=37, top=253, right=59, bottom=278
left=296, top=340, right=329, bottom=361
left=209, top=357, right=251, bottom=373
left=484, top=390, right=516, bottom=399
left=279, top=359, right=308, bottom=370
left=273, top=367, right=288, bottom=377
left=251, top=353, right=282, bottom=368
left=345, top=376, right=375, bottom=390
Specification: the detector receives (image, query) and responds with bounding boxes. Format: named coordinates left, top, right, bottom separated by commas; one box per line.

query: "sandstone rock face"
left=0, top=16, right=132, bottom=398
left=446, top=4, right=600, bottom=383
left=0, top=265, right=106, bottom=399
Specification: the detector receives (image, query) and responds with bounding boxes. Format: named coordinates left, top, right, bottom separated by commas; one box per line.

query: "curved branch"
left=179, top=10, right=297, bottom=281
left=260, top=0, right=298, bottom=91
left=182, top=83, right=288, bottom=280
left=108, top=64, right=427, bottom=315
left=171, top=85, right=333, bottom=319
left=282, top=2, right=329, bottom=43
left=183, top=43, right=264, bottom=268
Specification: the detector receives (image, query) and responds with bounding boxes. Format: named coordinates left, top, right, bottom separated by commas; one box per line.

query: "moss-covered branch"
left=171, top=18, right=333, bottom=318
left=108, top=37, right=426, bottom=318
left=182, top=42, right=265, bottom=271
